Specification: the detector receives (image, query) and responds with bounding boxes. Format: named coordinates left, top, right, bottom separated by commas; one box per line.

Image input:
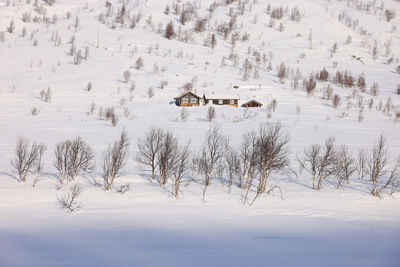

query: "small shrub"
left=135, top=57, right=144, bottom=70
left=123, top=70, right=131, bottom=83
left=31, top=106, right=40, bottom=116
left=160, top=80, right=168, bottom=89
left=270, top=6, right=284, bottom=20
left=385, top=9, right=396, bottom=22
left=207, top=106, right=216, bottom=122
left=332, top=94, right=341, bottom=108
left=147, top=87, right=155, bottom=98
left=180, top=108, right=189, bottom=121
left=116, top=183, right=130, bottom=194
left=317, top=68, right=329, bottom=81
left=104, top=107, right=115, bottom=120
left=58, top=184, right=83, bottom=212
left=303, top=76, right=316, bottom=96
left=277, top=62, right=287, bottom=83
left=165, top=21, right=175, bottom=39
left=370, top=83, right=379, bottom=96
left=111, top=114, right=118, bottom=127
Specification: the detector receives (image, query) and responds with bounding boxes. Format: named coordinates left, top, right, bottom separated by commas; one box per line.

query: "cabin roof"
left=242, top=99, right=263, bottom=106
left=174, top=91, right=201, bottom=100
left=204, top=94, right=240, bottom=100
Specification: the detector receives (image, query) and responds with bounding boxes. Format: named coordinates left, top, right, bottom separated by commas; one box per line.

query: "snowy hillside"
left=0, top=0, right=400, bottom=266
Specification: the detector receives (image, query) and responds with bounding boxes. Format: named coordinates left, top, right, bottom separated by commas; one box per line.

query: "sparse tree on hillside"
left=303, top=76, right=316, bottom=96
left=135, top=57, right=144, bottom=70
left=147, top=87, right=154, bottom=98
left=165, top=21, right=175, bottom=39
left=211, top=34, right=216, bottom=49
left=123, top=70, right=131, bottom=83
left=277, top=62, right=286, bottom=83
left=7, top=20, right=15, bottom=34
left=385, top=9, right=396, bottom=22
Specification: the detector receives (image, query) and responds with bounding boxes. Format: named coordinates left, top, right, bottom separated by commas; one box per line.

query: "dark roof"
left=174, top=91, right=201, bottom=100
left=242, top=100, right=263, bottom=106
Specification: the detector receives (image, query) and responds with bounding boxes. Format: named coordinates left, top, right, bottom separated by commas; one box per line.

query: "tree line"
left=9, top=123, right=400, bottom=205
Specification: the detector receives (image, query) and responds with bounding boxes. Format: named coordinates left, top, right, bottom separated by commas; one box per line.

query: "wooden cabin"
left=242, top=100, right=263, bottom=108
left=174, top=91, right=202, bottom=107
left=204, top=94, right=240, bottom=107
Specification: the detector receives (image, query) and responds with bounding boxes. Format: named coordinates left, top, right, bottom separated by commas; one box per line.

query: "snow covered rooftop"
left=204, top=94, right=240, bottom=100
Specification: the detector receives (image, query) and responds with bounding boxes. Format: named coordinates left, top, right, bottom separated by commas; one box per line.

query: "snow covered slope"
left=0, top=0, right=399, bottom=266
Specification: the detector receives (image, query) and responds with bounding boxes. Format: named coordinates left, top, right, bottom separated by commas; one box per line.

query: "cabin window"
left=190, top=98, right=197, bottom=103
left=218, top=99, right=223, bottom=104
left=230, top=99, right=235, bottom=104
left=182, top=98, right=188, bottom=103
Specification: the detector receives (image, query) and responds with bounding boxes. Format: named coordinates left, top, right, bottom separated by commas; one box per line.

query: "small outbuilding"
left=242, top=100, right=263, bottom=108
left=204, top=94, right=240, bottom=107
left=174, top=91, right=202, bottom=107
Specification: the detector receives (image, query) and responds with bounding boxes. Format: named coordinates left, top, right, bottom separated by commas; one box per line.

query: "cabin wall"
left=208, top=99, right=238, bottom=107
left=175, top=93, right=200, bottom=106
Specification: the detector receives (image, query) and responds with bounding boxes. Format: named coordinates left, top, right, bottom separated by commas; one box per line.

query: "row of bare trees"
left=136, top=128, right=191, bottom=198
left=11, top=132, right=129, bottom=192
left=298, top=135, right=400, bottom=197
left=10, top=126, right=400, bottom=200
left=136, top=123, right=288, bottom=203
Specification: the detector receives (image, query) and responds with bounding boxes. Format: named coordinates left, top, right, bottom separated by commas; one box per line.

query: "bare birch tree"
left=334, top=145, right=356, bottom=189
left=54, top=137, right=95, bottom=184
left=252, top=123, right=289, bottom=202
left=357, top=149, right=368, bottom=180
left=368, top=135, right=388, bottom=197
left=196, top=126, right=229, bottom=201
left=11, top=137, right=46, bottom=183
left=225, top=148, right=241, bottom=193
left=157, top=131, right=179, bottom=185
left=172, top=142, right=191, bottom=199
left=136, top=127, right=164, bottom=180
left=101, top=131, right=130, bottom=191
left=299, top=137, right=336, bottom=190
left=298, top=144, right=320, bottom=190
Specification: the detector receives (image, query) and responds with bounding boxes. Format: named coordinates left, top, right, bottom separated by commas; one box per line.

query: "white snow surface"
left=0, top=0, right=400, bottom=266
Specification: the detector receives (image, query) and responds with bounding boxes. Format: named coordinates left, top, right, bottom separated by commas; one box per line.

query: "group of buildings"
left=174, top=91, right=262, bottom=108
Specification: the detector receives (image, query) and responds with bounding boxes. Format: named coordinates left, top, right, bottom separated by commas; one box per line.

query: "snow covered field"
left=0, top=0, right=400, bottom=266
